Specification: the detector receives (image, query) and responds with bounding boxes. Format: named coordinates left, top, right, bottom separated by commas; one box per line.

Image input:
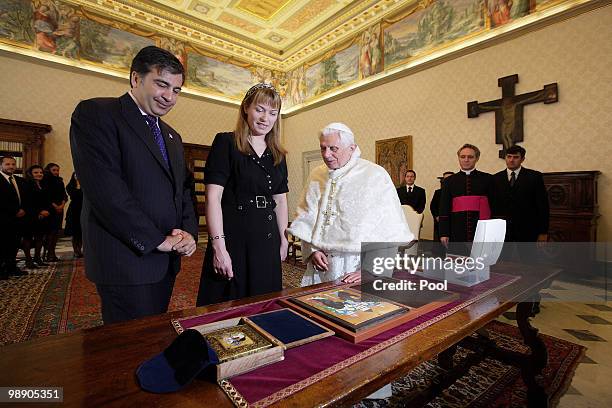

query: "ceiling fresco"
left=0, top=0, right=603, bottom=112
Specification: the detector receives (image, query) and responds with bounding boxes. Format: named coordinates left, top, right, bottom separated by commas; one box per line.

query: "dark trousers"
left=0, top=224, right=20, bottom=273
left=96, top=265, right=176, bottom=325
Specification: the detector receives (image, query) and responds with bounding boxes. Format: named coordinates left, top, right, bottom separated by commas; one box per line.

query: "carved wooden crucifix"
left=467, top=74, right=558, bottom=158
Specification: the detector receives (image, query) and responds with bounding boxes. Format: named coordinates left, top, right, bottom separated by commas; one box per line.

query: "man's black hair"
left=506, top=145, right=526, bottom=158
left=130, top=46, right=185, bottom=87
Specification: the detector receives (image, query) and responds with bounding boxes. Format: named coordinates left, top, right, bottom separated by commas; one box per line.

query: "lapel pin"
left=169, top=133, right=174, bottom=139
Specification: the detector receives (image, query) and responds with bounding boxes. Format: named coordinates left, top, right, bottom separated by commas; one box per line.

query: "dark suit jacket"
left=70, top=93, right=198, bottom=286
left=0, top=173, right=27, bottom=227
left=430, top=188, right=442, bottom=239
left=491, top=167, right=549, bottom=242
left=396, top=185, right=426, bottom=213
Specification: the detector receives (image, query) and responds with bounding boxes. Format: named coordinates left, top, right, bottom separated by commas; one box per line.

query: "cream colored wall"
left=0, top=51, right=237, bottom=180
left=283, top=5, right=612, bottom=242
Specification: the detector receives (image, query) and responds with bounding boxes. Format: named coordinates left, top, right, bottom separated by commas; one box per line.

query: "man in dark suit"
left=0, top=155, right=28, bottom=279
left=491, top=145, right=549, bottom=243
left=70, top=46, right=198, bottom=324
left=396, top=169, right=426, bottom=213
left=430, top=171, right=454, bottom=241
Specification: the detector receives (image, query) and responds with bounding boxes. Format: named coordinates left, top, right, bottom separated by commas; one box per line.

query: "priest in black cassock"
left=396, top=169, right=426, bottom=213
left=439, top=144, right=493, bottom=254
left=491, top=145, right=549, bottom=242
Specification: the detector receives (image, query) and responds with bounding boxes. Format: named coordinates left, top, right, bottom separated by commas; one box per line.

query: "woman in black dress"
left=197, top=83, right=288, bottom=306
left=42, top=163, right=67, bottom=262
left=22, top=165, right=53, bottom=269
left=65, top=172, right=83, bottom=258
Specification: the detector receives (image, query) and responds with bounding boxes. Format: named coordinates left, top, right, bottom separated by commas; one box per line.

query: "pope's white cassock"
left=289, top=146, right=414, bottom=286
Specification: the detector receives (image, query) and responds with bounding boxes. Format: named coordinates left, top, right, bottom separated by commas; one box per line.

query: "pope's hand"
left=311, top=251, right=328, bottom=272
left=341, top=271, right=361, bottom=284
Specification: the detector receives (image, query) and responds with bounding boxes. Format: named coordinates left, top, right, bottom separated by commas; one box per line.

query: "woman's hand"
left=39, top=210, right=50, bottom=219
left=280, top=237, right=288, bottom=262
left=213, top=246, right=234, bottom=279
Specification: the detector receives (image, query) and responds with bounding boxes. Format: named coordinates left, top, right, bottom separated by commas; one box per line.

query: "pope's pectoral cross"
left=467, top=74, right=558, bottom=158
left=322, top=208, right=337, bottom=225
left=323, top=179, right=338, bottom=226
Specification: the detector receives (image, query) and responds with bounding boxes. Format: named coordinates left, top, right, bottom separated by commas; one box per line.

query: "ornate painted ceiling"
left=61, top=0, right=413, bottom=70
left=0, top=0, right=604, bottom=112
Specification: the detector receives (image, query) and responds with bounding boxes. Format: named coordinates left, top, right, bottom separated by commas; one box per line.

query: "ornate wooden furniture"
left=183, top=143, right=211, bottom=230
left=0, top=118, right=52, bottom=174
left=543, top=171, right=600, bottom=242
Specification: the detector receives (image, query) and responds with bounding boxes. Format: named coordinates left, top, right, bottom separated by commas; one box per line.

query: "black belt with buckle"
left=236, top=195, right=276, bottom=210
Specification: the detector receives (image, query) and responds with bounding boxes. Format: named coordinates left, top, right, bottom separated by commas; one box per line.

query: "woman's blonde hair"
left=234, top=84, right=287, bottom=165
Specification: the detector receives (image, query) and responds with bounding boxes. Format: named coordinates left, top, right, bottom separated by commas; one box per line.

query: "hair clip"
left=244, top=82, right=278, bottom=100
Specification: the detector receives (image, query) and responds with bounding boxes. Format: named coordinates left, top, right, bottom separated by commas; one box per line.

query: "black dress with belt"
left=196, top=132, right=289, bottom=306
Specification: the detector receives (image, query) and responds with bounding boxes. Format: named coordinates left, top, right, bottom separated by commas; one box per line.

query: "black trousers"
left=0, top=223, right=20, bottom=273
left=96, top=263, right=176, bottom=325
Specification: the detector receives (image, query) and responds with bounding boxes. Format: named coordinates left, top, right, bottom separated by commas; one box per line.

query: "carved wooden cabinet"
left=543, top=171, right=600, bottom=242
left=0, top=118, right=52, bottom=174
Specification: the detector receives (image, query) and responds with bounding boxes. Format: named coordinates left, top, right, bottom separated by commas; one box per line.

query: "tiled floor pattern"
left=17, top=240, right=612, bottom=406
left=498, top=281, right=612, bottom=407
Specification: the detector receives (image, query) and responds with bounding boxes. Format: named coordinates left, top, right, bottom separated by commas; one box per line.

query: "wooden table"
left=0, top=262, right=558, bottom=407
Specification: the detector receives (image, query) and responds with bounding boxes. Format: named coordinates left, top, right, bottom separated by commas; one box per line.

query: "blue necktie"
left=144, top=115, right=169, bottom=167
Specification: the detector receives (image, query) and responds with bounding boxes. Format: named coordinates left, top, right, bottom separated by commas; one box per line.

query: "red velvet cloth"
left=178, top=273, right=517, bottom=406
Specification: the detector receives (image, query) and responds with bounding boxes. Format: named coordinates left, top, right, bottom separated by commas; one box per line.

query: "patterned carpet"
left=354, top=320, right=584, bottom=407
left=0, top=243, right=306, bottom=345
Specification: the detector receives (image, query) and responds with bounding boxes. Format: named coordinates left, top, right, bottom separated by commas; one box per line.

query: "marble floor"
left=497, top=281, right=612, bottom=407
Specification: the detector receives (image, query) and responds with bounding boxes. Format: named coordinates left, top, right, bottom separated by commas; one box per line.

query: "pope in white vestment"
left=289, top=123, right=414, bottom=286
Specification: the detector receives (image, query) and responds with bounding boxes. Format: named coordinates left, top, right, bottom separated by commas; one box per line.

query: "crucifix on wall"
left=467, top=74, right=558, bottom=158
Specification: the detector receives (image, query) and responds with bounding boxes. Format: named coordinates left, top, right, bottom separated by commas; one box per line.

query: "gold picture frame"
left=375, top=136, right=413, bottom=188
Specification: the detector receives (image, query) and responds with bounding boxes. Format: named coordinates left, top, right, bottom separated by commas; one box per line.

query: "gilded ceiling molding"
left=79, top=6, right=156, bottom=38
left=280, top=0, right=409, bottom=70
left=64, top=0, right=282, bottom=67
left=1, top=0, right=608, bottom=116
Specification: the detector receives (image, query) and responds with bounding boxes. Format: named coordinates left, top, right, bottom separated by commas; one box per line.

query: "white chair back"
left=402, top=205, right=423, bottom=241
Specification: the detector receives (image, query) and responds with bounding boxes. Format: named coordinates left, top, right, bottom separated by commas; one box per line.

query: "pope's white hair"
left=320, top=122, right=355, bottom=147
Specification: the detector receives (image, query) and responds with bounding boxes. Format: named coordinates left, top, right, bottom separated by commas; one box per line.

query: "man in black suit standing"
left=0, top=156, right=28, bottom=279
left=429, top=171, right=454, bottom=241
left=492, top=145, right=549, bottom=243
left=396, top=169, right=426, bottom=214
left=70, top=46, right=198, bottom=324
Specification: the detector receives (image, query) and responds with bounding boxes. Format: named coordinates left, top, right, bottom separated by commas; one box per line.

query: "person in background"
left=396, top=169, right=426, bottom=214
left=491, top=145, right=549, bottom=243
left=22, top=165, right=52, bottom=269
left=430, top=171, right=454, bottom=241
left=196, top=83, right=289, bottom=306
left=65, top=172, right=84, bottom=258
left=0, top=156, right=28, bottom=279
left=42, top=162, right=67, bottom=262
left=439, top=144, right=493, bottom=255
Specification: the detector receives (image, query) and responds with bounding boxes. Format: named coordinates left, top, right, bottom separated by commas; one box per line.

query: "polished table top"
left=0, top=262, right=559, bottom=407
